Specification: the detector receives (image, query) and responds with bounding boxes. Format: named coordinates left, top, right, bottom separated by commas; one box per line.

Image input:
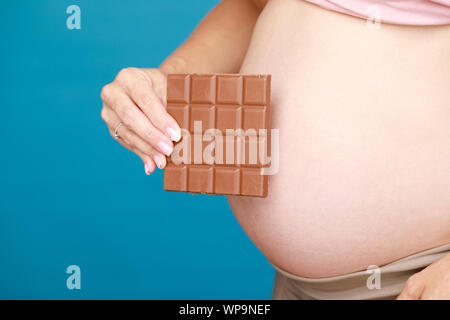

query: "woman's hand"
left=397, top=253, right=450, bottom=300
left=100, top=68, right=181, bottom=174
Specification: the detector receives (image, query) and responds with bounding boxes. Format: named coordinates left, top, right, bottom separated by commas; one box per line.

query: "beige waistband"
left=271, top=243, right=450, bottom=300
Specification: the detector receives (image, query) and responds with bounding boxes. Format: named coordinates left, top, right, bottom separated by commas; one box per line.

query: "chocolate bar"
left=164, top=74, right=271, bottom=197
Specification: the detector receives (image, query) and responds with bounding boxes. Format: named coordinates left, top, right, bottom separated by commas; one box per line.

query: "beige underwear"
left=272, top=243, right=450, bottom=300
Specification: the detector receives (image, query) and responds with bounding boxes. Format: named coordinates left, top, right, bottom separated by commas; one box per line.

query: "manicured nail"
left=157, top=141, right=173, bottom=156
left=144, top=163, right=151, bottom=175
left=153, top=154, right=166, bottom=169
left=167, top=127, right=181, bottom=142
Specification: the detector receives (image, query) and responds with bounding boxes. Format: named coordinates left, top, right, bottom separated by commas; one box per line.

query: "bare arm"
left=101, top=0, right=266, bottom=172
left=160, top=0, right=266, bottom=74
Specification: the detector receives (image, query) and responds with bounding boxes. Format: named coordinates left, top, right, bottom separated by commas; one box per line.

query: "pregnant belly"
left=228, top=0, right=450, bottom=277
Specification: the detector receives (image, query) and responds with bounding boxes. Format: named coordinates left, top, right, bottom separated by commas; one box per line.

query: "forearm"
left=160, top=0, right=263, bottom=74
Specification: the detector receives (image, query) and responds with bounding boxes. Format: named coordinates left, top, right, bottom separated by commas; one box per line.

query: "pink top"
left=303, top=0, right=450, bottom=25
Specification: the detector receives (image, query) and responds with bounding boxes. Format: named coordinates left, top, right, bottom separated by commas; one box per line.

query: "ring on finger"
left=114, top=122, right=123, bottom=140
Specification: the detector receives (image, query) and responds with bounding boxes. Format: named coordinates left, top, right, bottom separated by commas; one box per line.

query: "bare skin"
left=101, top=0, right=450, bottom=299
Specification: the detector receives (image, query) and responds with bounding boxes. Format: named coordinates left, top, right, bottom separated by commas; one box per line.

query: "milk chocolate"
left=164, top=74, right=271, bottom=197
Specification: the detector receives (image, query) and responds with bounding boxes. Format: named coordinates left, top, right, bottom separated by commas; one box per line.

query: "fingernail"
left=167, top=127, right=181, bottom=142
left=153, top=154, right=166, bottom=169
left=157, top=141, right=173, bottom=156
left=144, top=163, right=151, bottom=175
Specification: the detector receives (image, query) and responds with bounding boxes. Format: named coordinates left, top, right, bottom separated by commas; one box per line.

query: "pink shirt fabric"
left=303, top=0, right=450, bottom=25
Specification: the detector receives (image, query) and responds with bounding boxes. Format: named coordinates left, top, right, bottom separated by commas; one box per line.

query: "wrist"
left=159, top=55, right=188, bottom=75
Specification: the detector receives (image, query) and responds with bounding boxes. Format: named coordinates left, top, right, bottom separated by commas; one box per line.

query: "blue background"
left=0, top=0, right=273, bottom=299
